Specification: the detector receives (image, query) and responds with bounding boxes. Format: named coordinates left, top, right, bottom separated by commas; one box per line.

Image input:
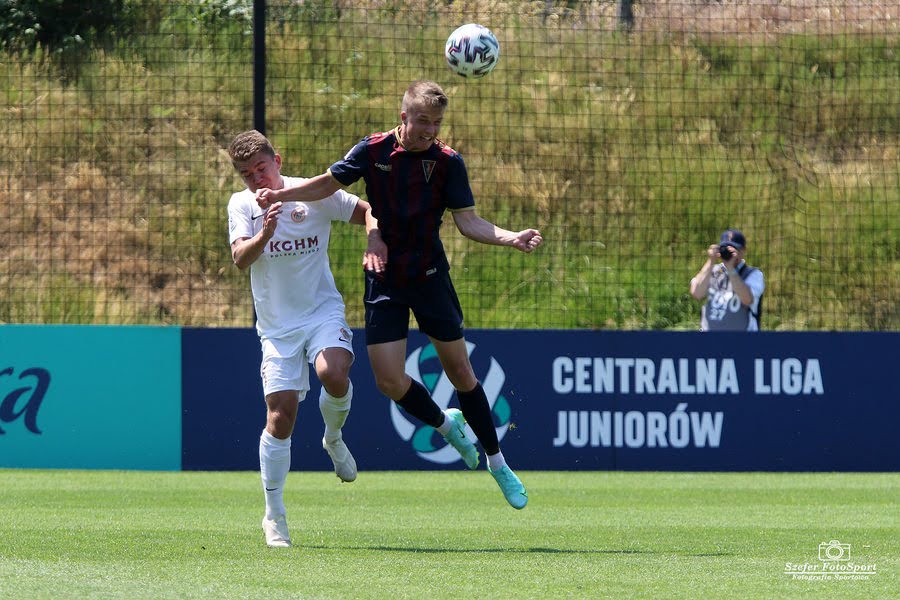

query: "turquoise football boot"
left=442, top=408, right=479, bottom=469
left=489, top=465, right=528, bottom=509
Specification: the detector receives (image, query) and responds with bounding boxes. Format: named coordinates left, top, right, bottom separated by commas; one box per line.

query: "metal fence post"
left=618, top=0, right=634, bottom=31
left=253, top=0, right=266, bottom=134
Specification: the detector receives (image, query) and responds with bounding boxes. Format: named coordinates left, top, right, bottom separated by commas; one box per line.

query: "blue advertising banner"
left=181, top=327, right=264, bottom=471
left=0, top=325, right=182, bottom=470
left=181, top=329, right=899, bottom=472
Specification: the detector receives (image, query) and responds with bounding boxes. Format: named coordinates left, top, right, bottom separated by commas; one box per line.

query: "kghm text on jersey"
left=267, top=237, right=319, bottom=253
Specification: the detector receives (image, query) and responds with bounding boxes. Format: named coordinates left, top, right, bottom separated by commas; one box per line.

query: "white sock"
left=319, top=381, right=352, bottom=443
left=259, top=429, right=291, bottom=519
left=487, top=450, right=507, bottom=472
left=436, top=411, right=452, bottom=436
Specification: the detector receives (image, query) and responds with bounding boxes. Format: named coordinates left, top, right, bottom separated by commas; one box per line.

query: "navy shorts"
left=363, top=270, right=464, bottom=345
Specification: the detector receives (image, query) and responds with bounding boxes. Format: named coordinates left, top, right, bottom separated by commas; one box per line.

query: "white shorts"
left=259, top=314, right=354, bottom=397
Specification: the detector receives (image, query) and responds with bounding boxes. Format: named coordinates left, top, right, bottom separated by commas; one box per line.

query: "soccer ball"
left=444, top=23, right=500, bottom=79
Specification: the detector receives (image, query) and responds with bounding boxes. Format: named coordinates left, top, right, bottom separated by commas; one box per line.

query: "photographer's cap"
left=720, top=228, right=746, bottom=249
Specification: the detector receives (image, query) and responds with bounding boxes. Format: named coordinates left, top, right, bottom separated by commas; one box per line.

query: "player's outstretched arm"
left=452, top=209, right=543, bottom=253
left=256, top=172, right=341, bottom=208
left=350, top=200, right=386, bottom=273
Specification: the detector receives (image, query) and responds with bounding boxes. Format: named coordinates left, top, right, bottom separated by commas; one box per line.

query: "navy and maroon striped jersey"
left=328, top=127, right=475, bottom=286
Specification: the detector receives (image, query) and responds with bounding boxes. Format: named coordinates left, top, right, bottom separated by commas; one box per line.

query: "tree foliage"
left=0, top=0, right=129, bottom=77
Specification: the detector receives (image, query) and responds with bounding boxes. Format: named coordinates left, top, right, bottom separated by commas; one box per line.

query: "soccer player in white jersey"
left=227, top=130, right=385, bottom=548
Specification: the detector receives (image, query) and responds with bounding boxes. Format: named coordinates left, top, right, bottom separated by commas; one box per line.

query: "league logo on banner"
left=390, top=341, right=512, bottom=464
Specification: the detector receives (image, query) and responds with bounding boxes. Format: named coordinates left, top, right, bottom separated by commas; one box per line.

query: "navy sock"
left=395, top=379, right=444, bottom=428
left=457, top=383, right=500, bottom=455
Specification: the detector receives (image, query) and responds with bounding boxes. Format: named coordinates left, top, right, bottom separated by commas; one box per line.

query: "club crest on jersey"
left=291, top=204, right=308, bottom=223
left=422, top=160, right=436, bottom=183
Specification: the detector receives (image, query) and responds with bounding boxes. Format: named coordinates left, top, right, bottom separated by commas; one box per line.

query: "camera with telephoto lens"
left=719, top=244, right=734, bottom=260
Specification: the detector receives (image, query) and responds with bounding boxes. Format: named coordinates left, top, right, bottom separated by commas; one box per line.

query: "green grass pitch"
left=0, top=470, right=896, bottom=599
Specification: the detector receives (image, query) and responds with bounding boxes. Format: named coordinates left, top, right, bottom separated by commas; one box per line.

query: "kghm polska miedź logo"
left=390, top=341, right=512, bottom=464
left=783, top=540, right=877, bottom=581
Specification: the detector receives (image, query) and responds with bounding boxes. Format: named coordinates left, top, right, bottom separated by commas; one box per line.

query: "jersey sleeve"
left=328, top=137, right=368, bottom=187
left=227, top=191, right=255, bottom=244
left=323, top=189, right=360, bottom=223
left=445, top=152, right=476, bottom=211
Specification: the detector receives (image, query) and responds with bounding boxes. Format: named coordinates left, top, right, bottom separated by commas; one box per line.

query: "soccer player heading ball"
left=256, top=80, right=543, bottom=515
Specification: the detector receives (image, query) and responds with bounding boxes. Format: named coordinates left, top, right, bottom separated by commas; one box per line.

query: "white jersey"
left=227, top=176, right=359, bottom=339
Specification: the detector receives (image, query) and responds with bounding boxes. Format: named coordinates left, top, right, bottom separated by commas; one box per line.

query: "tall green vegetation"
left=0, top=1, right=896, bottom=330
left=0, top=0, right=134, bottom=79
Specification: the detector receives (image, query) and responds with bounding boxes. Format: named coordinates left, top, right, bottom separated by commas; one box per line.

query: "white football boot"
left=262, top=515, right=291, bottom=548
left=322, top=436, right=358, bottom=482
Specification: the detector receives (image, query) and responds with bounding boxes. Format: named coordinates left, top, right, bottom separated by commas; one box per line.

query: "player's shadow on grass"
left=301, top=544, right=732, bottom=556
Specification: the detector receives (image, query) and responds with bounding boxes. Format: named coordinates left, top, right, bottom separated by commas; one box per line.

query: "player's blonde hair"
left=402, top=80, right=448, bottom=113
left=228, top=130, right=275, bottom=164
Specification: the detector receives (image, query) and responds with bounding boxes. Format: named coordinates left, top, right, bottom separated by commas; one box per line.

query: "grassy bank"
left=0, top=1, right=897, bottom=329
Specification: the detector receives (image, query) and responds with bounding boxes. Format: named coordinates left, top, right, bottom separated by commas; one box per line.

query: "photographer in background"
left=690, top=228, right=765, bottom=331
